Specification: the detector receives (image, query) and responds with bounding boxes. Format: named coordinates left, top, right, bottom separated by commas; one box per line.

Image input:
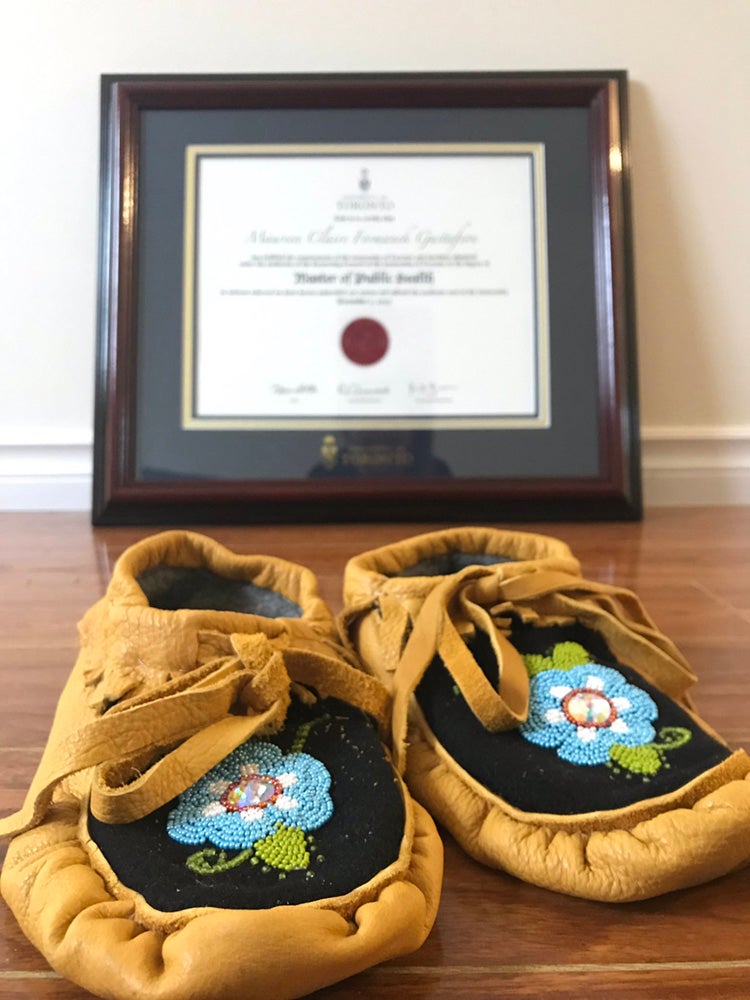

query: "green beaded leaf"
left=523, top=653, right=552, bottom=677
left=609, top=743, right=664, bottom=776
left=609, top=726, right=692, bottom=778
left=254, top=824, right=311, bottom=872
left=523, top=641, right=592, bottom=677
left=551, top=642, right=592, bottom=671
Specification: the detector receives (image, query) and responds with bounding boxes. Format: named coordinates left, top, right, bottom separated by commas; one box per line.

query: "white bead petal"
left=208, top=780, right=230, bottom=796
left=202, top=802, right=226, bottom=817
left=549, top=685, right=572, bottom=699
left=278, top=772, right=298, bottom=789
left=545, top=708, right=567, bottom=724
left=586, top=675, right=605, bottom=691
left=612, top=697, right=631, bottom=712
left=275, top=795, right=299, bottom=811
left=241, top=808, right=264, bottom=823
left=610, top=718, right=629, bottom=734
left=240, top=763, right=260, bottom=778
left=577, top=726, right=598, bottom=743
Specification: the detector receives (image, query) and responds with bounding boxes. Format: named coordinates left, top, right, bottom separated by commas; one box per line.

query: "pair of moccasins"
left=2, top=526, right=750, bottom=1000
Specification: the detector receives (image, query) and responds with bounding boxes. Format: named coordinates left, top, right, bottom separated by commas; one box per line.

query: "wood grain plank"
left=4, top=965, right=750, bottom=1000
left=0, top=751, right=43, bottom=816
left=317, top=965, right=750, bottom=999
left=0, top=655, right=68, bottom=747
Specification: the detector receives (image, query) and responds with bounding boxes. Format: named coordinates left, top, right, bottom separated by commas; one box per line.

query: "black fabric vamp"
left=88, top=697, right=404, bottom=911
left=415, top=622, right=730, bottom=815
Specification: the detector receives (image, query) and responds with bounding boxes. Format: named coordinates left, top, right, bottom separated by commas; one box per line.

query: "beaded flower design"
left=167, top=736, right=333, bottom=875
left=520, top=663, right=659, bottom=766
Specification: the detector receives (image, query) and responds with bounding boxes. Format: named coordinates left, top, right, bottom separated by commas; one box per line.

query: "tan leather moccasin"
left=0, top=531, right=442, bottom=1000
left=341, top=526, right=750, bottom=902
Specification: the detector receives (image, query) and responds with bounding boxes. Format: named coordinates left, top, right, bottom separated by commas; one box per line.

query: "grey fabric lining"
left=137, top=566, right=302, bottom=617
left=397, top=552, right=513, bottom=578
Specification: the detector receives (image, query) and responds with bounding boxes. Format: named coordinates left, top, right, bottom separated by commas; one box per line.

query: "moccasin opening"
left=397, top=552, right=512, bottom=577
left=138, top=565, right=303, bottom=617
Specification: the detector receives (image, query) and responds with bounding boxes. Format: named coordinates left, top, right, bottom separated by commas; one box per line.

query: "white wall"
left=1, top=0, right=748, bottom=510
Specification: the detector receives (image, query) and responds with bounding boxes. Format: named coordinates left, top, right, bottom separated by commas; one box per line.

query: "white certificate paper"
left=182, top=143, right=549, bottom=429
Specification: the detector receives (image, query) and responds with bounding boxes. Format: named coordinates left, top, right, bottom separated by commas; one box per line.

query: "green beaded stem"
left=654, top=726, right=692, bottom=751
left=186, top=846, right=255, bottom=875
left=289, top=713, right=331, bottom=754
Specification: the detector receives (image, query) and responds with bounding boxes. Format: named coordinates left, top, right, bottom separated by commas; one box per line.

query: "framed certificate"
left=93, top=72, right=641, bottom=524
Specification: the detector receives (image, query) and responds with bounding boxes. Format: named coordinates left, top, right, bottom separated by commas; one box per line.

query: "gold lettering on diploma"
left=342, top=444, right=415, bottom=468
left=318, top=435, right=414, bottom=470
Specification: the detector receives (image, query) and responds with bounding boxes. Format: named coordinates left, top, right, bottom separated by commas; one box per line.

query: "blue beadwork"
left=167, top=740, right=333, bottom=850
left=519, top=663, right=658, bottom=766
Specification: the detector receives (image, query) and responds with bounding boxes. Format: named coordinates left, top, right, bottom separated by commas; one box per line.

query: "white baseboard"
left=641, top=426, right=750, bottom=506
left=0, top=427, right=749, bottom=512
left=0, top=442, right=92, bottom=512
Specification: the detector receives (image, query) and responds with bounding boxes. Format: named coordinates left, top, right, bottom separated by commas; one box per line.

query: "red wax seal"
left=341, top=318, right=389, bottom=366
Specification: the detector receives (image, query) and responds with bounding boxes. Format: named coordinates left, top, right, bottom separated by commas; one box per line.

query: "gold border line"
left=181, top=147, right=198, bottom=431
left=186, top=142, right=544, bottom=157
left=181, top=416, right=547, bottom=432
left=533, top=143, right=551, bottom=429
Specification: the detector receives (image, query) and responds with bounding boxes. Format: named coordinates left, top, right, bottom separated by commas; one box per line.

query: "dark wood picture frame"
left=93, top=71, right=641, bottom=525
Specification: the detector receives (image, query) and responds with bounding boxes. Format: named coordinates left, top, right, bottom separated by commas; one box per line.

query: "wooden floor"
left=1, top=508, right=750, bottom=999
